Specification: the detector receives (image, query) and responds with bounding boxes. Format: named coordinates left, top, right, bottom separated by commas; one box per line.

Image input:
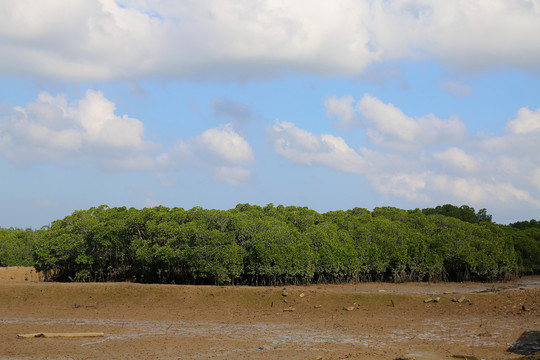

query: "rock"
left=314, top=305, right=322, bottom=309
left=424, top=298, right=433, bottom=303
left=283, top=307, right=295, bottom=312
left=434, top=297, right=440, bottom=303
left=508, top=331, right=540, bottom=355
left=457, top=296, right=466, bottom=303
left=299, top=292, right=305, bottom=298
left=282, top=290, right=289, bottom=297
left=343, top=306, right=355, bottom=311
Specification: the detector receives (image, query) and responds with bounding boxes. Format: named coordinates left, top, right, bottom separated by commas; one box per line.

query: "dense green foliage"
left=2, top=204, right=537, bottom=284
left=422, top=204, right=493, bottom=224
left=24, top=204, right=521, bottom=284
left=506, top=219, right=540, bottom=274
left=0, top=228, right=39, bottom=266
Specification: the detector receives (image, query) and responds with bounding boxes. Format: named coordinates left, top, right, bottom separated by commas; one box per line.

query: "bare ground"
left=0, top=267, right=538, bottom=360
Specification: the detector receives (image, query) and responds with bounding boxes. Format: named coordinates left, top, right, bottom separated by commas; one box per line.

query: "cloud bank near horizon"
left=1, top=0, right=540, bottom=81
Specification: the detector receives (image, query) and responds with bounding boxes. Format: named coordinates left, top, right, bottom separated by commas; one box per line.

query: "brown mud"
left=0, top=267, right=538, bottom=359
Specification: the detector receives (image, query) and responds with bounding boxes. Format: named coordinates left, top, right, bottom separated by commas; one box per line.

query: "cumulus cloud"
left=174, top=123, right=255, bottom=185
left=273, top=95, right=540, bottom=215
left=0, top=91, right=258, bottom=185
left=0, top=0, right=375, bottom=81
left=366, top=0, right=540, bottom=72
left=268, top=120, right=366, bottom=174
left=371, top=172, right=428, bottom=201
left=429, top=174, right=540, bottom=207
left=325, top=95, right=361, bottom=130
left=433, top=147, right=480, bottom=173
left=505, top=107, right=540, bottom=135
left=324, top=94, right=467, bottom=150
left=1, top=0, right=539, bottom=81
left=0, top=90, right=161, bottom=169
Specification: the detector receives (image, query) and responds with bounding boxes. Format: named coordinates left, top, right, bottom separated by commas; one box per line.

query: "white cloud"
left=367, top=0, right=540, bottom=72
left=1, top=0, right=539, bottom=81
left=433, top=147, right=480, bottom=173
left=0, top=90, right=160, bottom=168
left=344, top=94, right=468, bottom=150
left=372, top=171, right=540, bottom=208
left=324, top=95, right=360, bottom=129
left=371, top=172, right=428, bottom=201
left=194, top=123, right=254, bottom=165
left=268, top=120, right=366, bottom=174
left=296, top=96, right=540, bottom=215
left=481, top=106, right=540, bottom=160
left=0, top=0, right=376, bottom=81
left=430, top=174, right=540, bottom=207
left=0, top=92, right=257, bottom=185
left=505, top=107, right=540, bottom=135
left=174, top=123, right=255, bottom=185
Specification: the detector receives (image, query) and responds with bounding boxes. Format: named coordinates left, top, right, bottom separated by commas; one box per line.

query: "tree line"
left=1, top=204, right=538, bottom=284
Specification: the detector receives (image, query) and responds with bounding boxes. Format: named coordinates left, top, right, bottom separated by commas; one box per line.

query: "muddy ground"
left=0, top=267, right=538, bottom=359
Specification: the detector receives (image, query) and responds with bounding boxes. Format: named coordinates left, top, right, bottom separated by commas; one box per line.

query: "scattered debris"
left=17, top=332, right=104, bottom=339
left=395, top=352, right=445, bottom=359
left=451, top=296, right=471, bottom=304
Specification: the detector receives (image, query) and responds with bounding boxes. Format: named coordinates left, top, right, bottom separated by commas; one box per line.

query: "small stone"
left=343, top=306, right=355, bottom=311
left=434, top=297, right=440, bottom=303
left=424, top=298, right=433, bottom=303
left=314, top=305, right=322, bottom=309
left=283, top=307, right=295, bottom=312
left=299, top=292, right=305, bottom=298
left=457, top=296, right=466, bottom=303
left=282, top=290, right=289, bottom=297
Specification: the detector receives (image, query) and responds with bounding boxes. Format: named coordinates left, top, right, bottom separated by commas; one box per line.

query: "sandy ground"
left=0, top=267, right=538, bottom=360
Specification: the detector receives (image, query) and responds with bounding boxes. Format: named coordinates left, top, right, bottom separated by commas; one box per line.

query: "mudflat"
left=0, top=267, right=538, bottom=359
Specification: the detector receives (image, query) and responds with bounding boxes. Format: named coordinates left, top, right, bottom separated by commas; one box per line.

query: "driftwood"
left=17, top=332, right=104, bottom=339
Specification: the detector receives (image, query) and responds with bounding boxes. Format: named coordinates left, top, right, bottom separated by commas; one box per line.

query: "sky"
left=1, top=0, right=540, bottom=228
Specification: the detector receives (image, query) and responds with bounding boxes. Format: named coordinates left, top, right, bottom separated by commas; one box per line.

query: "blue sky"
left=1, top=0, right=539, bottom=228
